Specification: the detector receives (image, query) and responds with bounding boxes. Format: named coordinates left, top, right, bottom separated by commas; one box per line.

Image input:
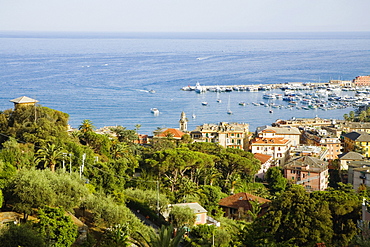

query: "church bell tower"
left=179, top=111, right=188, bottom=132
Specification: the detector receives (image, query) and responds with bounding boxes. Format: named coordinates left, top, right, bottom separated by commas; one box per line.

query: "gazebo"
left=10, top=96, right=38, bottom=110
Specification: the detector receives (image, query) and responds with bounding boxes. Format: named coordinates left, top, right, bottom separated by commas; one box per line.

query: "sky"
left=0, top=0, right=369, bottom=33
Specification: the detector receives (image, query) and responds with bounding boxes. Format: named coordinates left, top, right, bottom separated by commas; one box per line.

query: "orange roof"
left=251, top=137, right=289, bottom=145
left=157, top=128, right=185, bottom=138
left=219, top=192, right=270, bottom=210
left=254, top=153, right=273, bottom=164
left=262, top=129, right=276, bottom=133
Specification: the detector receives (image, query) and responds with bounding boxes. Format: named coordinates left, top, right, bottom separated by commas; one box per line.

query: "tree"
left=199, top=185, right=226, bottom=215
left=0, top=223, right=45, bottom=247
left=110, top=125, right=138, bottom=143
left=214, top=152, right=257, bottom=191
left=187, top=224, right=216, bottom=247
left=0, top=189, right=3, bottom=209
left=0, top=105, right=70, bottom=147
left=169, top=205, right=196, bottom=228
left=265, top=166, right=287, bottom=195
left=100, top=224, right=131, bottom=247
left=138, top=225, right=186, bottom=247
left=146, top=148, right=213, bottom=192
left=36, top=143, right=65, bottom=172
left=79, top=119, right=95, bottom=133
left=35, top=206, right=78, bottom=247
left=7, top=169, right=89, bottom=220
left=9, top=169, right=56, bottom=220
left=252, top=185, right=333, bottom=246
left=0, top=137, right=35, bottom=170
left=311, top=189, right=362, bottom=246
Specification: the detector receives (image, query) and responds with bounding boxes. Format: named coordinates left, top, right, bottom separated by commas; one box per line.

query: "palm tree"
left=137, top=225, right=186, bottom=247
left=36, top=143, right=65, bottom=172
left=78, top=119, right=95, bottom=133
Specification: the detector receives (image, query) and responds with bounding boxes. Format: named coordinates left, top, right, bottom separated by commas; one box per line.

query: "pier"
left=181, top=81, right=334, bottom=92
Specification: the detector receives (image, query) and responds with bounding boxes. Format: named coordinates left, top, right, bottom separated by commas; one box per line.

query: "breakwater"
left=182, top=82, right=341, bottom=92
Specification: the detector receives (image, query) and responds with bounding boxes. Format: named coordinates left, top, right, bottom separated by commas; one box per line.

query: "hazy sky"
left=1, top=0, right=369, bottom=33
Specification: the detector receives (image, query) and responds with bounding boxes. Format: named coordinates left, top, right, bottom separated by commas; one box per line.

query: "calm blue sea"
left=0, top=32, right=369, bottom=134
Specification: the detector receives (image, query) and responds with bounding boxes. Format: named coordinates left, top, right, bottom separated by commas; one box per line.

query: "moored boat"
left=150, top=108, right=160, bottom=114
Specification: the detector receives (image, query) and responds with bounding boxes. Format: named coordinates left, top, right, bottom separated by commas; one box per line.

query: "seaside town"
left=1, top=75, right=370, bottom=247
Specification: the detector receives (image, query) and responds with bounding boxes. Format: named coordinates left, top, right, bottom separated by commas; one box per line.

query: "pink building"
left=353, top=75, right=370, bottom=86
left=284, top=156, right=329, bottom=191
left=171, top=202, right=208, bottom=225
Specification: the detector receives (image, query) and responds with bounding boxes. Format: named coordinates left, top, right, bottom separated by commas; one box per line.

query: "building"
left=347, top=161, right=370, bottom=191
left=153, top=128, right=186, bottom=140
left=342, top=131, right=370, bottom=158
left=284, top=156, right=329, bottom=191
left=319, top=137, right=342, bottom=160
left=290, top=145, right=327, bottom=160
left=254, top=153, right=273, bottom=180
left=338, top=152, right=365, bottom=170
left=218, top=192, right=270, bottom=220
left=341, top=122, right=370, bottom=134
left=256, top=126, right=301, bottom=146
left=168, top=202, right=208, bottom=226
left=250, top=129, right=292, bottom=165
left=274, top=117, right=334, bottom=128
left=179, top=111, right=188, bottom=132
left=353, top=75, right=370, bottom=87
left=10, top=96, right=38, bottom=110
left=190, top=122, right=250, bottom=150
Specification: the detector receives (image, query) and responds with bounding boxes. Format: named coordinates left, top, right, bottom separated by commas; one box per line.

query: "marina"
left=182, top=82, right=370, bottom=112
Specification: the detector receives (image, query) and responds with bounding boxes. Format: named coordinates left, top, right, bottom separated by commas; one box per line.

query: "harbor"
left=181, top=81, right=369, bottom=113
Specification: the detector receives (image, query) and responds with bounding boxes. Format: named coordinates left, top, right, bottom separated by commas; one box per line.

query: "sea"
left=0, top=31, right=369, bottom=135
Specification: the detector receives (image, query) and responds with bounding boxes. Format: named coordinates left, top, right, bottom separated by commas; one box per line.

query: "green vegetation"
left=0, top=103, right=367, bottom=246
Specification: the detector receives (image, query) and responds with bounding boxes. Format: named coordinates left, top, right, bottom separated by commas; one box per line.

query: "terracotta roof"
left=251, top=137, right=289, bottom=145
left=157, top=128, right=185, bottom=138
left=10, top=96, right=38, bottom=104
left=254, top=153, right=272, bottom=164
left=262, top=129, right=276, bottom=133
left=218, top=192, right=270, bottom=210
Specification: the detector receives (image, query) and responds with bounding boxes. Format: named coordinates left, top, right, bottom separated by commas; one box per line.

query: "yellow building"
left=342, top=131, right=370, bottom=158
left=190, top=122, right=250, bottom=150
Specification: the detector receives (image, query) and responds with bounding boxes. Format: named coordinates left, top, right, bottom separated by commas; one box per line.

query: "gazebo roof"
left=10, top=96, right=38, bottom=104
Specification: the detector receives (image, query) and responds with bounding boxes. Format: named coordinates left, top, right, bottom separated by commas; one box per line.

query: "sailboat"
left=227, top=95, right=233, bottom=115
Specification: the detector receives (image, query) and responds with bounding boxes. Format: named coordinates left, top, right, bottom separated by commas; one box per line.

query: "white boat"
left=227, top=95, right=232, bottom=114
left=150, top=108, right=160, bottom=114
left=195, top=82, right=206, bottom=93
left=202, top=102, right=208, bottom=106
